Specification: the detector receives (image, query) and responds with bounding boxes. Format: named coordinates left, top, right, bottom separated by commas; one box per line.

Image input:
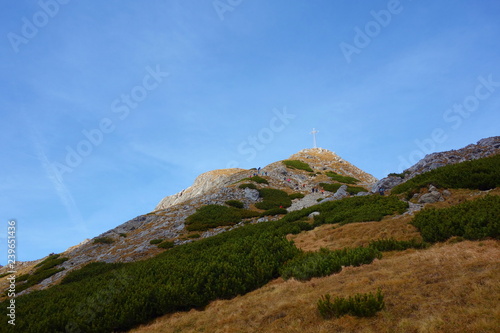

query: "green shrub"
left=388, top=171, right=409, bottom=178
left=187, top=233, right=201, bottom=239
left=185, top=205, right=242, bottom=231
left=317, top=289, right=385, bottom=319
left=282, top=160, right=314, bottom=172
left=411, top=195, right=500, bottom=242
left=312, top=196, right=408, bottom=227
left=368, top=238, right=429, bottom=251
left=17, top=273, right=30, bottom=282
left=346, top=185, right=367, bottom=195
left=280, top=247, right=381, bottom=281
left=238, top=209, right=262, bottom=219
left=13, top=255, right=69, bottom=294
left=289, top=193, right=305, bottom=200
left=239, top=183, right=257, bottom=190
left=34, top=254, right=68, bottom=271
left=93, top=237, right=114, bottom=244
left=0, top=273, right=10, bottom=279
left=255, top=188, right=292, bottom=210
left=149, top=239, right=163, bottom=245
left=320, top=183, right=342, bottom=192
left=261, top=208, right=288, bottom=216
left=34, top=254, right=61, bottom=268
left=295, top=221, right=314, bottom=231
left=392, top=154, right=500, bottom=194
left=119, top=233, right=127, bottom=238
left=246, top=176, right=269, bottom=184
left=158, top=241, right=175, bottom=249
left=325, top=171, right=359, bottom=184
left=225, top=200, right=244, bottom=209
left=61, top=262, right=125, bottom=285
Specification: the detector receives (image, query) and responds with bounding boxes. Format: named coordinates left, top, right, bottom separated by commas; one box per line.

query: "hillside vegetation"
left=3, top=154, right=499, bottom=333
left=1, top=192, right=408, bottom=332
left=392, top=153, right=500, bottom=194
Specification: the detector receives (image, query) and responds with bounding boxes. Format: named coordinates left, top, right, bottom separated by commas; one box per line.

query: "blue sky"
left=1, top=0, right=500, bottom=264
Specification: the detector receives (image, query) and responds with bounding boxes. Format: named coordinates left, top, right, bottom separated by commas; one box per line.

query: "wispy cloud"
left=22, top=114, right=88, bottom=236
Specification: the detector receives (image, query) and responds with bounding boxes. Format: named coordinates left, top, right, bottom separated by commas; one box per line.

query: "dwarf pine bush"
left=392, top=154, right=500, bottom=194
left=317, top=289, right=385, bottom=319
left=411, top=195, right=500, bottom=242
left=185, top=205, right=242, bottom=231
left=368, top=238, right=429, bottom=251
left=255, top=188, right=292, bottom=210
left=325, top=171, right=359, bottom=184
left=280, top=247, right=381, bottom=281
left=225, top=200, right=244, bottom=208
left=282, top=160, right=314, bottom=172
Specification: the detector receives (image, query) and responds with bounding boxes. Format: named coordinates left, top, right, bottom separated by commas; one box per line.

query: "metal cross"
left=311, top=128, right=319, bottom=148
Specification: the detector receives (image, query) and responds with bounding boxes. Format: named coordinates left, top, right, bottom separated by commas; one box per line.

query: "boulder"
left=333, top=185, right=349, bottom=200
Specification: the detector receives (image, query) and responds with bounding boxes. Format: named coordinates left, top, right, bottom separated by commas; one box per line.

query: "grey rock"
left=356, top=191, right=371, bottom=196
left=372, top=176, right=404, bottom=193
left=418, top=191, right=443, bottom=204
left=405, top=202, right=424, bottom=215
left=308, top=211, right=320, bottom=218
left=287, top=193, right=324, bottom=212
left=333, top=185, right=349, bottom=200
left=244, top=188, right=260, bottom=201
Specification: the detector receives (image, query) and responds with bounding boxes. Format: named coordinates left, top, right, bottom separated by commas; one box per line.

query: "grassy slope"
left=131, top=240, right=499, bottom=333
left=131, top=190, right=500, bottom=333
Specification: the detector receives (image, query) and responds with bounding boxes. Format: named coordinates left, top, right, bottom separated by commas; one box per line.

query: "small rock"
left=418, top=192, right=443, bottom=204
left=308, top=212, right=320, bottom=218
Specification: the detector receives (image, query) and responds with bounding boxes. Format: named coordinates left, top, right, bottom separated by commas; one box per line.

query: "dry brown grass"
left=287, top=215, right=422, bottom=252
left=130, top=240, right=500, bottom=333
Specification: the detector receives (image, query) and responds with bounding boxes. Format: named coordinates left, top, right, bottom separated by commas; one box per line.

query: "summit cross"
left=311, top=128, right=319, bottom=148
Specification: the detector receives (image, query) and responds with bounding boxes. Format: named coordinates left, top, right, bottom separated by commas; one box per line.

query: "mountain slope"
left=0, top=148, right=376, bottom=296
left=1, top=138, right=499, bottom=333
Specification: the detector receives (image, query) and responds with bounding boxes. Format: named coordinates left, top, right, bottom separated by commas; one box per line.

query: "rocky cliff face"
left=373, top=136, right=500, bottom=192
left=155, top=168, right=247, bottom=211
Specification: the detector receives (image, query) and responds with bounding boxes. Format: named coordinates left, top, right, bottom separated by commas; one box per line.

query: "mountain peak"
left=288, top=147, right=377, bottom=184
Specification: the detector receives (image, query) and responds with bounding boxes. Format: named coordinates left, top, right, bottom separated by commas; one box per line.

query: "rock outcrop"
left=155, top=169, right=247, bottom=210
left=373, top=136, right=500, bottom=192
